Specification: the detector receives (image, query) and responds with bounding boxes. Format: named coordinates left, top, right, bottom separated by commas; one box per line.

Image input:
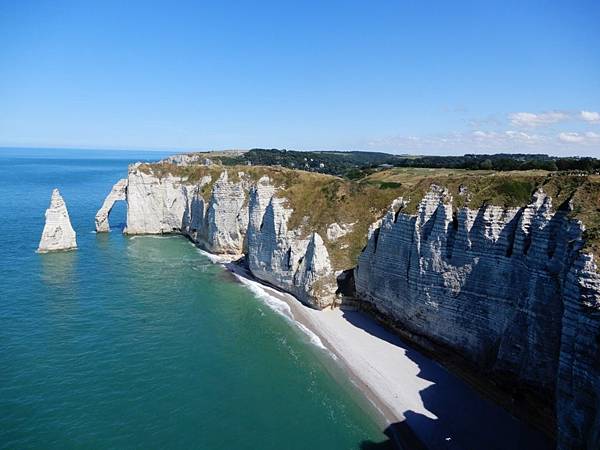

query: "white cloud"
left=559, top=132, right=585, bottom=143
left=369, top=129, right=547, bottom=151
left=509, top=111, right=568, bottom=127
left=472, top=130, right=496, bottom=139
left=580, top=110, right=600, bottom=123
left=557, top=131, right=600, bottom=144
left=504, top=130, right=540, bottom=141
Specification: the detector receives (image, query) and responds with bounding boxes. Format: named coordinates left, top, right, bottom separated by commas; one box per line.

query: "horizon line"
left=0, top=145, right=596, bottom=159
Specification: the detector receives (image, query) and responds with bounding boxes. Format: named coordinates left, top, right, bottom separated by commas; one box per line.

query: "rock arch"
left=95, top=179, right=128, bottom=232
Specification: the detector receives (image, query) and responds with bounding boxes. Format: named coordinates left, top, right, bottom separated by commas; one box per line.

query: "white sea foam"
left=184, top=241, right=240, bottom=264
left=232, top=273, right=330, bottom=352
left=129, top=235, right=178, bottom=240
left=195, top=247, right=237, bottom=264
left=233, top=274, right=293, bottom=320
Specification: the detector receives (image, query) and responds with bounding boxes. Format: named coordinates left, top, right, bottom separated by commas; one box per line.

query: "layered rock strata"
left=124, top=166, right=194, bottom=235
left=110, top=162, right=600, bottom=447
left=246, top=176, right=337, bottom=308
left=38, top=189, right=77, bottom=253
left=95, top=178, right=128, bottom=232
left=190, top=171, right=249, bottom=254
left=354, top=185, right=600, bottom=449
left=121, top=167, right=337, bottom=307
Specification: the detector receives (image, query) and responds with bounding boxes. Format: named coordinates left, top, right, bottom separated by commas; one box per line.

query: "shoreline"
left=220, top=259, right=552, bottom=450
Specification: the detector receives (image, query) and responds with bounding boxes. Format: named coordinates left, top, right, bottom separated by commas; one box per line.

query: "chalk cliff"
left=355, top=185, right=600, bottom=449
left=124, top=166, right=194, bottom=234
left=191, top=171, right=248, bottom=255
left=247, top=176, right=337, bottom=308
left=38, top=189, right=77, bottom=253
left=106, top=160, right=600, bottom=448
left=121, top=167, right=337, bottom=307
left=95, top=178, right=128, bottom=232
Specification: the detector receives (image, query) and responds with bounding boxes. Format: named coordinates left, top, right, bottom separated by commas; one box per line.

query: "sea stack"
left=37, top=189, right=77, bottom=253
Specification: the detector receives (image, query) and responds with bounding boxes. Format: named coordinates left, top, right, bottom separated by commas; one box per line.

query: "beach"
left=228, top=262, right=552, bottom=450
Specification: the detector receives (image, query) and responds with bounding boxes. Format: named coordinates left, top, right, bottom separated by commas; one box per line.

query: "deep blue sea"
left=0, top=148, right=386, bottom=449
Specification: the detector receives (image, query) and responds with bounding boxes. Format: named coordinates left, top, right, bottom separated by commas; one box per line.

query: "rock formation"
left=38, top=189, right=77, bottom=253
left=124, top=165, right=194, bottom=235
left=246, top=176, right=337, bottom=308
left=120, top=167, right=338, bottom=306
left=326, top=222, right=354, bottom=241
left=194, top=171, right=248, bottom=254
left=354, top=185, right=600, bottom=449
left=105, top=160, right=600, bottom=447
left=95, top=178, right=128, bottom=232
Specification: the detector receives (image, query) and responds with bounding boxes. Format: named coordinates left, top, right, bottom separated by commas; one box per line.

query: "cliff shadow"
left=341, top=309, right=553, bottom=450
left=360, top=421, right=428, bottom=450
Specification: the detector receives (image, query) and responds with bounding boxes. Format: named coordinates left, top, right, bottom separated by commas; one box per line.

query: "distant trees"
left=219, top=148, right=600, bottom=177
left=555, top=157, right=598, bottom=172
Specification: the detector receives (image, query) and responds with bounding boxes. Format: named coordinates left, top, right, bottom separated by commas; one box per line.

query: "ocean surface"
left=0, top=148, right=386, bottom=449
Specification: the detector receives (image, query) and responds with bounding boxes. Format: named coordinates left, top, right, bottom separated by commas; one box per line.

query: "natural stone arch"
left=95, top=179, right=128, bottom=232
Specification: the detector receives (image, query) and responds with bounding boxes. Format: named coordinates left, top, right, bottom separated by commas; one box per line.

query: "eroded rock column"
left=38, top=189, right=77, bottom=253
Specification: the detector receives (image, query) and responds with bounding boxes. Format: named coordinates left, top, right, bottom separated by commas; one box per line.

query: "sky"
left=0, top=0, right=599, bottom=156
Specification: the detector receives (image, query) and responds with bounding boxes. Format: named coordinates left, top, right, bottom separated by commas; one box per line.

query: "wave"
left=129, top=235, right=179, bottom=240
left=232, top=273, right=330, bottom=353
left=181, top=239, right=332, bottom=355
left=194, top=247, right=237, bottom=264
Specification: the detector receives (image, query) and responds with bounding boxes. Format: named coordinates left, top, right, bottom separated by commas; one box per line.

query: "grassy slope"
left=139, top=163, right=600, bottom=267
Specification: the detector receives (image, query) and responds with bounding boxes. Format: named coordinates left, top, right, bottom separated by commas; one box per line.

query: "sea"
left=0, top=148, right=387, bottom=449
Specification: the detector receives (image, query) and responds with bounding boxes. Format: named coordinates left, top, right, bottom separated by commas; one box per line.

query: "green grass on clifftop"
left=139, top=163, right=600, bottom=266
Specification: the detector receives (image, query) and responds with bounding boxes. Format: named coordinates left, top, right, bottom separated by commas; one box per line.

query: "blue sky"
left=1, top=0, right=599, bottom=155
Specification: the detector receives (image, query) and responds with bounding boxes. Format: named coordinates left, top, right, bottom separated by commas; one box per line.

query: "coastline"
left=220, top=258, right=552, bottom=450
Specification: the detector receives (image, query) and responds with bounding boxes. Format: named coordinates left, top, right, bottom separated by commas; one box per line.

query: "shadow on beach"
left=343, top=309, right=554, bottom=450
left=360, top=421, right=428, bottom=450
left=225, top=260, right=552, bottom=449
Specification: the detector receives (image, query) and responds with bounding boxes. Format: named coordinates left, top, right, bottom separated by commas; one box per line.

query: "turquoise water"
left=0, top=149, right=386, bottom=449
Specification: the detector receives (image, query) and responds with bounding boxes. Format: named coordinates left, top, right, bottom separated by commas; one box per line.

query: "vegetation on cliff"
left=139, top=162, right=600, bottom=266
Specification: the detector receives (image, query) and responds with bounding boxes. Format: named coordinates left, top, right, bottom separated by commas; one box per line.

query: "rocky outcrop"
left=355, top=185, right=600, bottom=449
left=557, top=253, right=600, bottom=449
left=190, top=171, right=248, bottom=255
left=124, top=166, right=248, bottom=255
left=246, top=176, right=337, bottom=308
left=38, top=189, right=77, bottom=253
left=109, top=159, right=600, bottom=446
left=120, top=167, right=338, bottom=306
left=95, top=178, right=128, bottom=232
left=326, top=222, right=354, bottom=241
left=124, top=166, right=194, bottom=234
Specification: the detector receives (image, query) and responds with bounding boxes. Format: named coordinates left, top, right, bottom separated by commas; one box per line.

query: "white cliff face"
left=114, top=162, right=600, bottom=446
left=95, top=178, right=128, bottom=232
left=197, top=171, right=248, bottom=255
left=355, top=185, right=600, bottom=449
left=246, top=176, right=337, bottom=308
left=121, top=169, right=337, bottom=306
left=124, top=166, right=193, bottom=234
left=124, top=166, right=248, bottom=255
left=38, top=189, right=77, bottom=253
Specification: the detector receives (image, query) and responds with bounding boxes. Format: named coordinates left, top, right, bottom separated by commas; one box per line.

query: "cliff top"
left=138, top=162, right=600, bottom=266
